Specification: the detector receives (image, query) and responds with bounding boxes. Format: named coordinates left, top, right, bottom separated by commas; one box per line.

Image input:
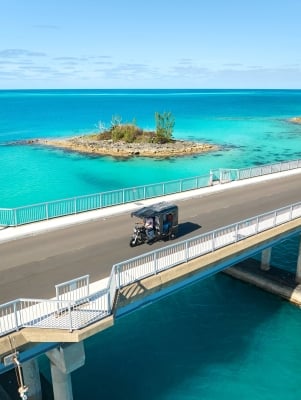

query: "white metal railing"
left=216, top=159, right=301, bottom=183
left=55, top=275, right=90, bottom=303
left=1, top=201, right=301, bottom=337
left=0, top=291, right=111, bottom=335
left=1, top=159, right=301, bottom=227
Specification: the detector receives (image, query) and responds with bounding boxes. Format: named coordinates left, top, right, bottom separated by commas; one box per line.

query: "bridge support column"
left=46, top=342, right=85, bottom=400
left=296, top=235, right=301, bottom=283
left=22, top=358, right=42, bottom=400
left=261, top=248, right=272, bottom=271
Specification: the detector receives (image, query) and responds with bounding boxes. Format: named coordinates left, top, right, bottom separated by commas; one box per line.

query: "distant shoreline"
left=23, top=136, right=219, bottom=158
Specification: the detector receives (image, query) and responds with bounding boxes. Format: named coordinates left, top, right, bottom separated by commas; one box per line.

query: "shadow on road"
left=178, top=221, right=202, bottom=238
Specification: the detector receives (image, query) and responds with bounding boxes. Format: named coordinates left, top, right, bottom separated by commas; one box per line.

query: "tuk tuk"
left=129, top=201, right=178, bottom=247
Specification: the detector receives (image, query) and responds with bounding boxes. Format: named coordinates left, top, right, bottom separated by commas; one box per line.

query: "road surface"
left=0, top=173, right=300, bottom=303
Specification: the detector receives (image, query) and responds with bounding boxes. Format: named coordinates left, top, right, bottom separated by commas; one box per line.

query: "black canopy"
left=131, top=202, right=178, bottom=219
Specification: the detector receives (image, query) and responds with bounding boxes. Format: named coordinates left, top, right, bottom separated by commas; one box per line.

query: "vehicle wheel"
left=129, top=239, right=136, bottom=247
left=170, top=233, right=176, bottom=240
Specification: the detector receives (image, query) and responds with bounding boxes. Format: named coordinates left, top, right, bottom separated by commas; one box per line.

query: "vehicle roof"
left=131, top=201, right=178, bottom=218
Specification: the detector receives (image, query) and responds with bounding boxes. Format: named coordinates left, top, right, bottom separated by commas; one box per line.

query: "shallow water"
left=1, top=89, right=301, bottom=207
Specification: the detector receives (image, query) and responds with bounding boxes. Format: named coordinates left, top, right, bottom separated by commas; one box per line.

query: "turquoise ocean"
left=1, top=89, right=301, bottom=399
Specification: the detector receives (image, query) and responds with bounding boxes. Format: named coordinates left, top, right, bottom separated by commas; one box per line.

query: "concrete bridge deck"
left=1, top=167, right=301, bottom=305
left=1, top=209, right=301, bottom=356
left=1, top=168, right=301, bottom=399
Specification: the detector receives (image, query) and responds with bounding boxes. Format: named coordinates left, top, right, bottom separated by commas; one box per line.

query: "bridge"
left=0, top=162, right=301, bottom=399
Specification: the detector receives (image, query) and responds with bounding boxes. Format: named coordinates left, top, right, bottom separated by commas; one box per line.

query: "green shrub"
left=124, top=125, right=137, bottom=143
left=155, top=111, right=175, bottom=143
left=95, top=113, right=175, bottom=144
left=111, top=126, right=125, bottom=141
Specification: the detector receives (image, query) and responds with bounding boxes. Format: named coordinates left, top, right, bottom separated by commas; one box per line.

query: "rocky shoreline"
left=25, top=136, right=219, bottom=158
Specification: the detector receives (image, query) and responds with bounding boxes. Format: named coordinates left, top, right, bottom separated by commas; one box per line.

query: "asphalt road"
left=0, top=173, right=300, bottom=303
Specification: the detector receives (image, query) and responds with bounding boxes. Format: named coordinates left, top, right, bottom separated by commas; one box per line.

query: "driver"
left=144, top=217, right=154, bottom=242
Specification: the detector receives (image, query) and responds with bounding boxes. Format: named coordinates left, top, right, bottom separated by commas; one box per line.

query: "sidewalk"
left=1, top=168, right=301, bottom=244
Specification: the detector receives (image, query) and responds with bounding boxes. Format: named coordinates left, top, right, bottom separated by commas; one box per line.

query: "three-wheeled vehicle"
left=129, top=201, right=178, bottom=247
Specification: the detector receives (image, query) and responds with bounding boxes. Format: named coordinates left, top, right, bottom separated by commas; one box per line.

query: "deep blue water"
left=1, top=89, right=301, bottom=399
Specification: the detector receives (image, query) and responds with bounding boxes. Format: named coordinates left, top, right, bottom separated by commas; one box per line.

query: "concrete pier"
left=261, top=247, right=272, bottom=271
left=46, top=342, right=85, bottom=400
left=22, top=358, right=42, bottom=400
left=225, top=258, right=301, bottom=306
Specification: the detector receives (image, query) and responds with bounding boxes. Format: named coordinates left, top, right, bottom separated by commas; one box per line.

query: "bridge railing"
left=1, top=201, right=301, bottom=337
left=0, top=174, right=212, bottom=227
left=1, top=159, right=301, bottom=227
left=0, top=291, right=112, bottom=335
left=217, top=159, right=301, bottom=183
left=55, top=275, right=90, bottom=303
left=115, top=202, right=301, bottom=287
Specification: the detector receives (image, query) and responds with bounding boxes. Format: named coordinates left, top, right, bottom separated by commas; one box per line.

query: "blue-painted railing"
left=0, top=175, right=212, bottom=226
left=1, top=159, right=300, bottom=227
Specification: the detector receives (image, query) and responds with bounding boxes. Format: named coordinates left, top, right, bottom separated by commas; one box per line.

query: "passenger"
left=163, top=213, right=173, bottom=233
left=145, top=217, right=154, bottom=242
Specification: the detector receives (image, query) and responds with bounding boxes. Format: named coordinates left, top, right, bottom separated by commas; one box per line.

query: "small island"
left=290, top=117, right=301, bottom=124
left=25, top=112, right=219, bottom=158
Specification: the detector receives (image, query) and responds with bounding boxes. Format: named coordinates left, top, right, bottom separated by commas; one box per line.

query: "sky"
left=1, top=0, right=301, bottom=89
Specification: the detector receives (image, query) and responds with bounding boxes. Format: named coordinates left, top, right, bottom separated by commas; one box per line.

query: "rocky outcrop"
left=27, top=136, right=219, bottom=158
left=290, top=117, right=301, bottom=124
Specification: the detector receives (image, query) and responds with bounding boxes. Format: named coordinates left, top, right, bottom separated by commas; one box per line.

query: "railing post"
left=13, top=208, right=17, bottom=226
left=107, top=291, right=111, bottom=313
left=255, top=216, right=259, bottom=233
left=74, top=197, right=77, bottom=214
left=116, top=265, right=121, bottom=289
left=86, top=276, right=90, bottom=298
left=273, top=211, right=277, bottom=227
left=45, top=202, right=49, bottom=220
left=212, top=231, right=215, bottom=251
left=14, top=301, right=19, bottom=331
left=154, top=251, right=158, bottom=274
left=219, top=169, right=223, bottom=183
left=209, top=170, right=213, bottom=186
left=68, top=303, right=73, bottom=332
left=55, top=296, right=61, bottom=315
left=185, top=241, right=189, bottom=261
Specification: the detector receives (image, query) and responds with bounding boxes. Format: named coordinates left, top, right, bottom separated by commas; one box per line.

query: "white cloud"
left=0, top=49, right=46, bottom=58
